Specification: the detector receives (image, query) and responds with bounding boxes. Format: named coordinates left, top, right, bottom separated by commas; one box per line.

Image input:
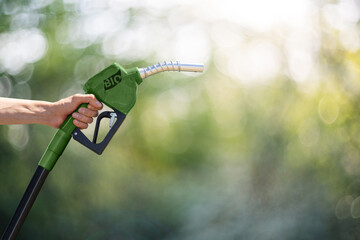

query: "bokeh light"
left=0, top=29, right=47, bottom=74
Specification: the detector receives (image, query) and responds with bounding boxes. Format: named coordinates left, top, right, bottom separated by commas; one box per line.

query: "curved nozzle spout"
left=138, top=61, right=204, bottom=79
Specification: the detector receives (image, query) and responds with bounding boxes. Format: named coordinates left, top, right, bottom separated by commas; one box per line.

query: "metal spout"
left=138, top=61, right=204, bottom=79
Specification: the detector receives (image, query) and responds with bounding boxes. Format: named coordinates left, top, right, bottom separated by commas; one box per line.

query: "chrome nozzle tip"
left=139, top=61, right=204, bottom=79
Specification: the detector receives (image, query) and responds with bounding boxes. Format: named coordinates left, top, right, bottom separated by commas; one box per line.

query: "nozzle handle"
left=72, top=109, right=126, bottom=155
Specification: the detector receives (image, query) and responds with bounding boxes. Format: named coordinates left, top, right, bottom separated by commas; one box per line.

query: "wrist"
left=42, top=101, right=63, bottom=128
left=30, top=101, right=57, bottom=127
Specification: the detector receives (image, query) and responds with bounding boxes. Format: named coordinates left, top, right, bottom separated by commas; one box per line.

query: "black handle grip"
left=72, top=109, right=126, bottom=155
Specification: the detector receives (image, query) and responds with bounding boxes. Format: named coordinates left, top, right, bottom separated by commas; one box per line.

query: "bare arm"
left=0, top=94, right=103, bottom=129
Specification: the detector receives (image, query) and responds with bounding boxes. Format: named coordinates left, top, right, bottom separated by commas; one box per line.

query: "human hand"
left=50, top=94, right=103, bottom=129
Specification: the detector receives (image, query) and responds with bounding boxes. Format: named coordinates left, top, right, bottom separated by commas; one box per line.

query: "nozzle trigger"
left=109, top=112, right=117, bottom=128
left=72, top=109, right=126, bottom=155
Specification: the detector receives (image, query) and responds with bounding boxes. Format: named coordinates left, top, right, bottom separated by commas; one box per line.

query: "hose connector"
left=138, top=61, right=204, bottom=79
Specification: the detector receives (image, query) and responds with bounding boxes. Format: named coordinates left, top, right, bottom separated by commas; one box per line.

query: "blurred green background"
left=1, top=0, right=360, bottom=239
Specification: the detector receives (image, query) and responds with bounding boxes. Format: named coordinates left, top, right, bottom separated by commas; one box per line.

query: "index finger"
left=88, top=98, right=103, bottom=110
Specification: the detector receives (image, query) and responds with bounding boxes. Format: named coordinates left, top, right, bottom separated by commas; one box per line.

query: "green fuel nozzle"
left=38, top=61, right=204, bottom=171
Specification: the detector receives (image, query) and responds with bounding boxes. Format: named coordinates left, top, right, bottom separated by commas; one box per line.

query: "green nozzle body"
left=84, top=63, right=142, bottom=115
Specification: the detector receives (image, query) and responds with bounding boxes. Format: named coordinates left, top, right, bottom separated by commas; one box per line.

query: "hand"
left=51, top=94, right=103, bottom=129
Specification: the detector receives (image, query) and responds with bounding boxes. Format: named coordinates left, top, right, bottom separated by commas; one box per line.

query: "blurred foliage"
left=1, top=0, right=360, bottom=239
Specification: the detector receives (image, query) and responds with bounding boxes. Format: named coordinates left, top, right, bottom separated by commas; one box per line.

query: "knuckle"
left=73, top=119, right=80, bottom=127
left=86, top=109, right=95, bottom=117
left=89, top=110, right=97, bottom=116
left=76, top=121, right=87, bottom=129
left=72, top=94, right=83, bottom=103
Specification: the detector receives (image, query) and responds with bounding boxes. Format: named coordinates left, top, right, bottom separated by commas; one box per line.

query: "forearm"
left=0, top=97, right=54, bottom=126
left=0, top=94, right=102, bottom=129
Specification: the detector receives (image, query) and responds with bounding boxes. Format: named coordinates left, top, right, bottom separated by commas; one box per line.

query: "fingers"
left=70, top=94, right=103, bottom=129
left=88, top=97, right=103, bottom=110
left=72, top=112, right=93, bottom=123
left=78, top=107, right=98, bottom=118
left=72, top=94, right=103, bottom=110
left=87, top=104, right=101, bottom=111
left=73, top=119, right=89, bottom=129
left=72, top=111, right=94, bottom=129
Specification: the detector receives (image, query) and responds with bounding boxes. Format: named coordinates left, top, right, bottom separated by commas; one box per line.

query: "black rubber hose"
left=1, top=166, right=49, bottom=240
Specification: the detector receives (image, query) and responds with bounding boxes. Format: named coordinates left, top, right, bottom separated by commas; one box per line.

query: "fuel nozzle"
left=138, top=61, right=204, bottom=79
left=73, top=61, right=204, bottom=155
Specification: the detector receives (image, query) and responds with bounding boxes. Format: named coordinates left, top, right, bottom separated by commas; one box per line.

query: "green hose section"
left=38, top=103, right=87, bottom=171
